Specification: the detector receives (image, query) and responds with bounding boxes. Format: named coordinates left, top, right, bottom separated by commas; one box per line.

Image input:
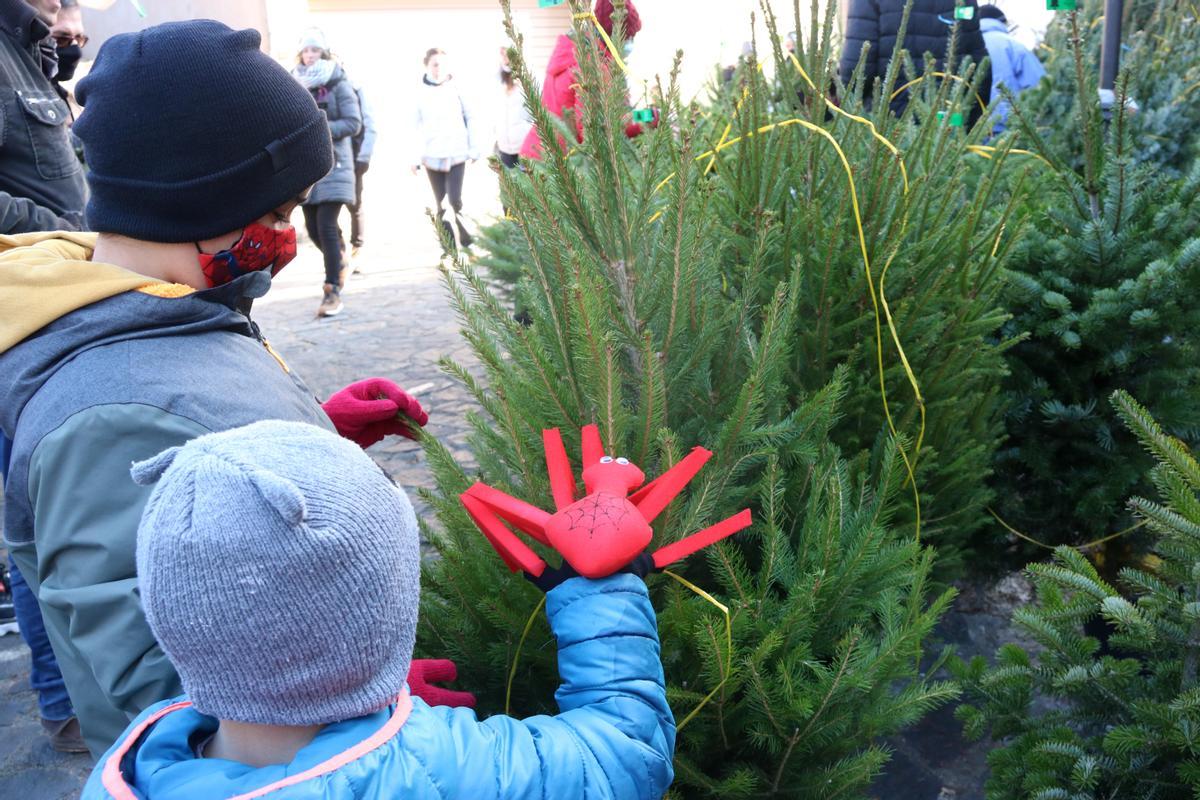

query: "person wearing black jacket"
left=0, top=0, right=86, bottom=233
left=839, top=0, right=990, bottom=121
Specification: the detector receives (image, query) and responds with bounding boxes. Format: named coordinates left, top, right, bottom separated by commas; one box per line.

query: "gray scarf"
left=292, top=59, right=336, bottom=90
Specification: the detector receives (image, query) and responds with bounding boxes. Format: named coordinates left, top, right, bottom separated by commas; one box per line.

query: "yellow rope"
left=991, top=223, right=1007, bottom=258
left=966, top=144, right=1053, bottom=168
left=574, top=11, right=629, bottom=73
left=663, top=570, right=733, bottom=731
left=988, top=508, right=1148, bottom=553
left=505, top=595, right=547, bottom=716
left=889, top=71, right=988, bottom=113
left=501, top=571, right=731, bottom=732
left=685, top=118, right=924, bottom=539
left=789, top=54, right=910, bottom=194
left=705, top=63, right=764, bottom=176
left=785, top=54, right=925, bottom=480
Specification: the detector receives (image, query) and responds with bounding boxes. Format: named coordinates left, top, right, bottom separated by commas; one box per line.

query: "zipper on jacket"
left=246, top=317, right=291, bottom=374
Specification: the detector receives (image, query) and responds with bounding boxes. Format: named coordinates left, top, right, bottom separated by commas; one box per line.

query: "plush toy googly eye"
left=616, top=457, right=630, bottom=465
left=600, top=456, right=615, bottom=464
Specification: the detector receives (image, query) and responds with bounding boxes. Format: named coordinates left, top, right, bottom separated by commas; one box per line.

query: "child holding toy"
left=83, top=420, right=675, bottom=800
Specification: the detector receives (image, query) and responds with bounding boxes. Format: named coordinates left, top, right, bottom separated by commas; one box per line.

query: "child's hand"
left=322, top=378, right=429, bottom=449
left=407, top=659, right=477, bottom=708
left=525, top=553, right=657, bottom=593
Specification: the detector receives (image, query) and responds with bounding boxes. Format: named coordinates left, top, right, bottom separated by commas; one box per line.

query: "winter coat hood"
left=0, top=232, right=271, bottom=435
left=0, top=232, right=158, bottom=354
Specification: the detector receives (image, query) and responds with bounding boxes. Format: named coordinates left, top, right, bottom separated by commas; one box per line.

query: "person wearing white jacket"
left=411, top=48, right=480, bottom=253
left=497, top=47, right=532, bottom=170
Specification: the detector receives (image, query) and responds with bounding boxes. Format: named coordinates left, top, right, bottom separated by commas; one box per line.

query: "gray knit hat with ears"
left=131, top=421, right=420, bottom=726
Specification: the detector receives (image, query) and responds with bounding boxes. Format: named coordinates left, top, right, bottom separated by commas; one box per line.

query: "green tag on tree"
left=538, top=0, right=566, bottom=6
left=954, top=6, right=976, bottom=20
left=632, top=108, right=655, bottom=123
left=1047, top=0, right=1077, bottom=9
left=937, top=111, right=965, bottom=127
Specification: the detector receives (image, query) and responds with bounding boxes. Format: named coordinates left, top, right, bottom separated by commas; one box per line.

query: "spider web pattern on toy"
left=563, top=494, right=633, bottom=539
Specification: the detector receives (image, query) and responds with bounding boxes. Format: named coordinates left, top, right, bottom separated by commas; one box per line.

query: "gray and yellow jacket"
left=0, top=232, right=332, bottom=756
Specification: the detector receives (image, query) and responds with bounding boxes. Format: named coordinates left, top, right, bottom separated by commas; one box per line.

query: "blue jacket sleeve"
left=417, top=574, right=675, bottom=799
left=355, top=86, right=377, bottom=163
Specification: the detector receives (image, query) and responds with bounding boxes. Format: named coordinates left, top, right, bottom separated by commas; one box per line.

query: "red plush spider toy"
left=460, top=425, right=752, bottom=579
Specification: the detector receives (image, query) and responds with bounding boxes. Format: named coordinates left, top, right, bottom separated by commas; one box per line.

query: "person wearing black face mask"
left=49, top=0, right=84, bottom=86
left=0, top=0, right=87, bottom=233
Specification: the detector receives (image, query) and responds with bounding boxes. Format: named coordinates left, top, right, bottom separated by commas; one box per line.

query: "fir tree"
left=955, top=391, right=1200, bottom=799
left=1019, top=0, right=1200, bottom=176
left=993, top=10, right=1200, bottom=550
left=706, top=1, right=1018, bottom=566
left=416, top=1, right=965, bottom=795
left=477, top=0, right=1024, bottom=567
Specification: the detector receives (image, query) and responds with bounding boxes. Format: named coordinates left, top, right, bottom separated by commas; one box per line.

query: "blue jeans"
left=8, top=554, right=74, bottom=721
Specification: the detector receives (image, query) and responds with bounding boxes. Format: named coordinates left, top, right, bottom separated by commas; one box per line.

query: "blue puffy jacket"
left=82, top=574, right=676, bottom=800
left=981, top=18, right=1047, bottom=132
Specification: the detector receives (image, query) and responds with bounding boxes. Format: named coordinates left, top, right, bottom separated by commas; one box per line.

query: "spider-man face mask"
left=197, top=222, right=298, bottom=288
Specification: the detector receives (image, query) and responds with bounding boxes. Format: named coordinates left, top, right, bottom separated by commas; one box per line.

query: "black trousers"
left=426, top=162, right=472, bottom=249
left=350, top=161, right=367, bottom=248
left=498, top=151, right=521, bottom=215
left=302, top=202, right=346, bottom=287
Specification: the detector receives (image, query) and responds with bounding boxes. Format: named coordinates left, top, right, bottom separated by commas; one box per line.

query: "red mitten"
left=624, top=108, right=661, bottom=139
left=322, top=378, right=429, bottom=449
left=406, top=658, right=477, bottom=708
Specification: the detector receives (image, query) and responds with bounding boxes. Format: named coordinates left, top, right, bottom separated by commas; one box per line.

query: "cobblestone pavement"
left=253, top=231, right=487, bottom=514
left=0, top=166, right=495, bottom=794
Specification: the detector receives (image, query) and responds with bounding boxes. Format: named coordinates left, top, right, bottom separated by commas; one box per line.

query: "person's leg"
left=302, top=204, right=323, bottom=254
left=426, top=168, right=455, bottom=251
left=446, top=162, right=472, bottom=248
left=312, top=202, right=346, bottom=316
left=8, top=557, right=72, bottom=723
left=315, top=202, right=345, bottom=288
left=498, top=152, right=519, bottom=216
left=350, top=162, right=367, bottom=250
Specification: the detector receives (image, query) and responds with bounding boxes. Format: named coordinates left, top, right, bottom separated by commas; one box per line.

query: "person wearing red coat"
left=519, top=0, right=643, bottom=161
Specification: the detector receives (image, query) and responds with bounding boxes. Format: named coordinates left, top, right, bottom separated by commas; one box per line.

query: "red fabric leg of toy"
left=460, top=491, right=547, bottom=576
left=463, top=482, right=552, bottom=544
left=542, top=428, right=576, bottom=511
left=580, top=424, right=604, bottom=468
left=652, top=508, right=753, bottom=569
left=632, top=446, right=713, bottom=523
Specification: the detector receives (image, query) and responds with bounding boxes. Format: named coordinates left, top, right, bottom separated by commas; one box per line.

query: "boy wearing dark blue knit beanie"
left=0, top=20, right=426, bottom=757
left=82, top=421, right=675, bottom=799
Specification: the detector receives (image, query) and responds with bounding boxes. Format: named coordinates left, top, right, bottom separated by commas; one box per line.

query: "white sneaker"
left=317, top=285, right=344, bottom=317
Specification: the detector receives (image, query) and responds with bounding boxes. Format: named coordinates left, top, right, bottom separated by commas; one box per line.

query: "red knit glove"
left=624, top=107, right=660, bottom=138
left=406, top=659, right=477, bottom=708
left=322, top=378, right=429, bottom=449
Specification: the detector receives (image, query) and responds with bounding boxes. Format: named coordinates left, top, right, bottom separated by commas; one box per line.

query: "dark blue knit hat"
left=75, top=20, right=334, bottom=243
